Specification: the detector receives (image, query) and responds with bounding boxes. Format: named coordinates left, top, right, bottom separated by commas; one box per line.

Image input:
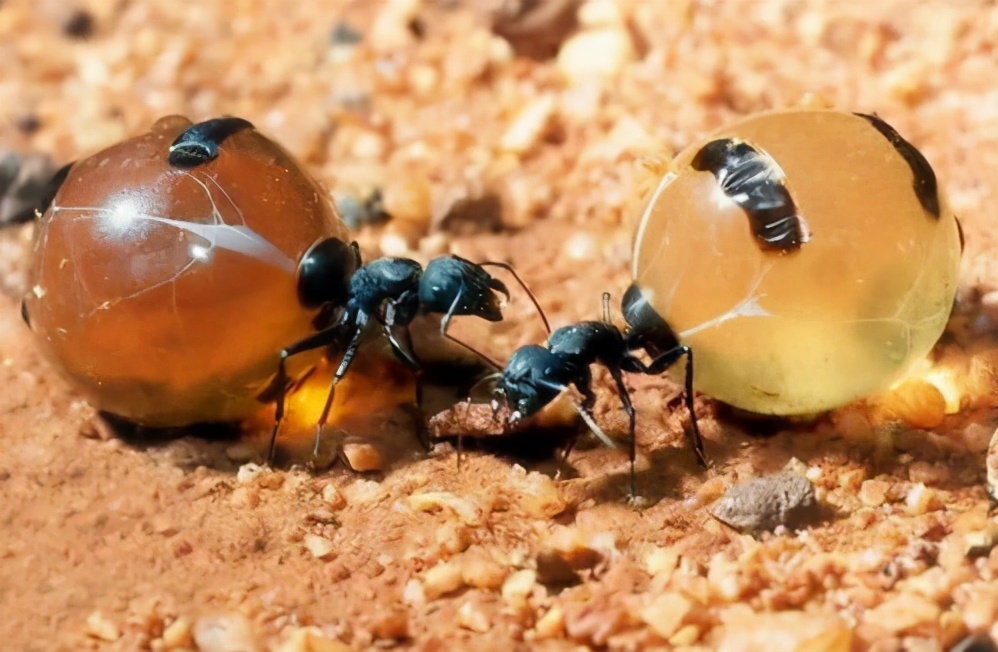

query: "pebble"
left=710, top=471, right=820, bottom=532
left=85, top=611, right=121, bottom=641
left=422, top=561, right=464, bottom=599
left=499, top=94, right=557, bottom=154
left=863, top=594, right=941, bottom=635
left=905, top=483, right=943, bottom=516
left=501, top=569, right=537, bottom=608
left=341, top=442, right=385, bottom=472
left=274, top=627, right=351, bottom=652
left=514, top=469, right=568, bottom=519
left=457, top=601, right=492, bottom=633
left=459, top=552, right=507, bottom=589
left=407, top=491, right=487, bottom=527
left=987, top=425, right=998, bottom=500
left=557, top=27, right=635, bottom=84
left=161, top=617, right=194, bottom=649
left=192, top=614, right=259, bottom=652
left=236, top=463, right=266, bottom=485
left=303, top=534, right=336, bottom=560
left=321, top=484, right=347, bottom=510
left=640, top=593, right=693, bottom=640
left=533, top=605, right=566, bottom=639
left=859, top=479, right=890, bottom=507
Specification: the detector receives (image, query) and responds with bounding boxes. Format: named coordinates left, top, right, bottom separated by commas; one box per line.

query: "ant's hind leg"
left=384, top=324, right=432, bottom=451
left=267, top=324, right=347, bottom=465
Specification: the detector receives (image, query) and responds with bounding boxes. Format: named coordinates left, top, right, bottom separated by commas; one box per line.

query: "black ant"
left=492, top=284, right=709, bottom=496
left=266, top=238, right=550, bottom=466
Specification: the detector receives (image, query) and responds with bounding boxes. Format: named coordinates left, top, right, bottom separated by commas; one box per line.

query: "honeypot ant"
left=492, top=286, right=709, bottom=496
left=266, top=242, right=551, bottom=467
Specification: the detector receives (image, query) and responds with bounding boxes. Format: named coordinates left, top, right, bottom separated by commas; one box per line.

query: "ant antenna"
left=479, top=261, right=551, bottom=334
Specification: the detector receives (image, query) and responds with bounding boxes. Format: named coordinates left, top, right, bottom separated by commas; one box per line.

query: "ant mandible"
left=266, top=240, right=550, bottom=466
left=493, top=285, right=709, bottom=497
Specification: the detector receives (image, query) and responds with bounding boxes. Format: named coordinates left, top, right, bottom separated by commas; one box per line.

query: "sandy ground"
left=3, top=1, right=998, bottom=650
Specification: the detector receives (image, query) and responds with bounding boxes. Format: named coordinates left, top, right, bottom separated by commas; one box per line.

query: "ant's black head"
left=495, top=344, right=570, bottom=422
left=296, top=237, right=361, bottom=309
left=621, top=283, right=679, bottom=357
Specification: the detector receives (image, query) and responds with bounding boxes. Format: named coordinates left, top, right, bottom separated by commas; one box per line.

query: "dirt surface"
left=3, top=1, right=998, bottom=650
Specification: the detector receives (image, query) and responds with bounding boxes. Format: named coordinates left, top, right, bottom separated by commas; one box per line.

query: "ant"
left=492, top=284, right=709, bottom=497
left=266, top=238, right=550, bottom=466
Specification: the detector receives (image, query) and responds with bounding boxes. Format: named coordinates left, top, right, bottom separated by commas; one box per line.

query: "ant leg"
left=312, top=324, right=367, bottom=466
left=440, top=282, right=503, bottom=370
left=382, top=323, right=432, bottom=451
left=607, top=366, right=638, bottom=498
left=267, top=323, right=347, bottom=465
left=558, top=378, right=600, bottom=479
left=479, top=261, right=551, bottom=334
left=640, top=346, right=708, bottom=469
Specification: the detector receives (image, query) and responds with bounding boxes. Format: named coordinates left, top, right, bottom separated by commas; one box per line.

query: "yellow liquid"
left=633, top=110, right=961, bottom=414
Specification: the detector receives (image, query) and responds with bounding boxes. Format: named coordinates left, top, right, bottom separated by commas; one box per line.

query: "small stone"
left=717, top=608, right=850, bottom=652
left=459, top=553, right=507, bottom=590
left=500, top=94, right=557, bottom=154
left=321, top=484, right=347, bottom=510
left=192, top=614, right=259, bottom=652
left=341, top=442, right=385, bottom=472
left=230, top=487, right=260, bottom=509
left=669, top=624, right=702, bottom=646
left=501, top=569, right=537, bottom=607
left=710, top=471, right=820, bottom=532
left=224, top=443, right=257, bottom=463
left=534, top=606, right=565, bottom=639
left=863, top=594, right=941, bottom=635
left=236, top=463, right=266, bottom=485
left=645, top=547, right=680, bottom=578
left=161, top=617, right=193, bottom=649
left=641, top=593, right=693, bottom=640
left=905, top=483, right=943, bottom=516
left=456, top=601, right=492, bottom=633
left=557, top=28, right=635, bottom=84
left=964, top=521, right=998, bottom=558
left=407, top=491, right=486, bottom=527
left=342, top=479, right=382, bottom=504
left=517, top=469, right=568, bottom=519
left=402, top=579, right=426, bottom=607
left=987, top=426, right=998, bottom=500
left=858, top=479, right=890, bottom=507
left=303, top=534, right=336, bottom=560
left=369, top=610, right=408, bottom=641
left=85, top=611, right=121, bottom=641
left=274, top=626, right=352, bottom=652
left=422, top=561, right=464, bottom=600
left=379, top=231, right=411, bottom=257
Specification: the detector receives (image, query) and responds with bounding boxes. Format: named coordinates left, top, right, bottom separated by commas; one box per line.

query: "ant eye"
left=296, top=237, right=360, bottom=308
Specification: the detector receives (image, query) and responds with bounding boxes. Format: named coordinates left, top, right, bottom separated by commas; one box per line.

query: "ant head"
left=621, top=282, right=680, bottom=356
left=296, top=237, right=361, bottom=309
left=495, top=344, right=564, bottom=423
